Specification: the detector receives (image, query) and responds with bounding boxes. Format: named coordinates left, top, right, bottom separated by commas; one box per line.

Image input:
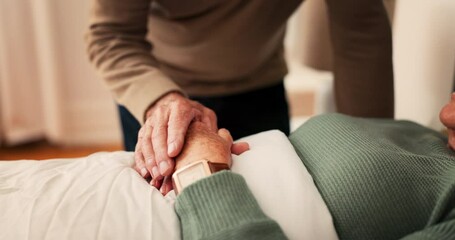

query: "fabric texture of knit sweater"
left=175, top=114, right=455, bottom=239
left=86, top=0, right=301, bottom=123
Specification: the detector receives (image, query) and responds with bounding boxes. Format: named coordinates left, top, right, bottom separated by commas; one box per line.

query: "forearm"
left=86, top=0, right=181, bottom=123
left=325, top=0, right=394, bottom=118
left=175, top=171, right=287, bottom=240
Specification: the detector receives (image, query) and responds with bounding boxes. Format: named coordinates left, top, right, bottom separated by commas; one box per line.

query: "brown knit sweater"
left=86, top=0, right=301, bottom=123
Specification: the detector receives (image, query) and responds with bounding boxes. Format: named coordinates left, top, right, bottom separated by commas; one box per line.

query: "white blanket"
left=0, top=130, right=337, bottom=240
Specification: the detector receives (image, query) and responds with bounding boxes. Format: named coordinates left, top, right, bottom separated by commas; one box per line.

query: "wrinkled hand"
left=158, top=122, right=250, bottom=195
left=133, top=92, right=217, bottom=184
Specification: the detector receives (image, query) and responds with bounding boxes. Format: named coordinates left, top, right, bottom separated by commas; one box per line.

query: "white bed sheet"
left=0, top=130, right=337, bottom=240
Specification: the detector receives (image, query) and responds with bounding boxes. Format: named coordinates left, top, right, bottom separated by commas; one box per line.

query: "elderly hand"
left=133, top=92, right=218, bottom=184
left=440, top=92, right=455, bottom=150
left=158, top=121, right=250, bottom=195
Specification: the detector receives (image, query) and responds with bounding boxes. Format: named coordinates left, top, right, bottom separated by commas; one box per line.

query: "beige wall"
left=393, top=0, right=455, bottom=130
left=286, top=0, right=455, bottom=130
left=285, top=0, right=333, bottom=71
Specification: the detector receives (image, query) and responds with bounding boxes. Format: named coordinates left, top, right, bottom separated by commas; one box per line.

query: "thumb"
left=218, top=129, right=250, bottom=155
left=232, top=142, right=250, bottom=155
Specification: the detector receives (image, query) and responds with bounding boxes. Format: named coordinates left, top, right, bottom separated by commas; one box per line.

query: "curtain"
left=0, top=0, right=120, bottom=146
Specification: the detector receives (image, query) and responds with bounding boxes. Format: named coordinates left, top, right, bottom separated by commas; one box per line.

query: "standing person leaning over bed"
left=169, top=94, right=455, bottom=240
left=86, top=0, right=394, bottom=188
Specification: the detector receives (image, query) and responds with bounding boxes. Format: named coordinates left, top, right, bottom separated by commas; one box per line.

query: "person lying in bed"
left=170, top=94, right=455, bottom=240
left=1, top=95, right=454, bottom=240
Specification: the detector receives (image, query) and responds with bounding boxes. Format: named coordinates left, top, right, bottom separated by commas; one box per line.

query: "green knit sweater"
left=175, top=114, right=455, bottom=239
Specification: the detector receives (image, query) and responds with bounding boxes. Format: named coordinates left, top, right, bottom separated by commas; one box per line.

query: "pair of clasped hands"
left=133, top=92, right=250, bottom=195
left=133, top=91, right=455, bottom=195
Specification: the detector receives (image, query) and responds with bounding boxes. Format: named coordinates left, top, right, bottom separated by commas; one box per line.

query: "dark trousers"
left=117, top=82, right=290, bottom=151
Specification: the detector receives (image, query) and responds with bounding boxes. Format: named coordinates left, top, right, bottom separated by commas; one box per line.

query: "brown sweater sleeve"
left=86, top=0, right=182, bottom=124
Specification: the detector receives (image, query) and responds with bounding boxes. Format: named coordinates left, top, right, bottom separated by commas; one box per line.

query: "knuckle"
left=145, top=118, right=154, bottom=127
left=192, top=108, right=203, bottom=118
left=175, top=99, right=191, bottom=110
left=145, top=156, right=154, bottom=165
left=157, top=105, right=167, bottom=114
left=191, top=101, right=203, bottom=110
left=148, top=107, right=167, bottom=124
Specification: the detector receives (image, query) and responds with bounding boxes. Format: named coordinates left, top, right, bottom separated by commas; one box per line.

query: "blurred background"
left=0, top=0, right=454, bottom=159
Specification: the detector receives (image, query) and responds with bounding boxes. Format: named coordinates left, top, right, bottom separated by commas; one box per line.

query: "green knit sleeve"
left=174, top=171, right=287, bottom=240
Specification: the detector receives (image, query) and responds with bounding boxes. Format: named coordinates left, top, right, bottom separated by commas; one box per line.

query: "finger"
left=132, top=164, right=141, bottom=175
left=142, top=124, right=159, bottom=179
left=152, top=119, right=174, bottom=177
left=150, top=177, right=163, bottom=189
left=134, top=128, right=149, bottom=178
left=167, top=108, right=202, bottom=158
left=135, top=142, right=149, bottom=178
left=232, top=142, right=250, bottom=155
left=160, top=176, right=173, bottom=196
left=202, top=108, right=218, bottom=132
left=152, top=126, right=174, bottom=176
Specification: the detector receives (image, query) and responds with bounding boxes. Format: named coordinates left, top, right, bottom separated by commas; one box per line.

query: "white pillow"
left=233, top=130, right=338, bottom=240
left=0, top=130, right=337, bottom=240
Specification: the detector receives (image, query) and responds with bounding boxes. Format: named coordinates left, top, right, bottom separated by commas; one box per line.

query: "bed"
left=0, top=130, right=337, bottom=240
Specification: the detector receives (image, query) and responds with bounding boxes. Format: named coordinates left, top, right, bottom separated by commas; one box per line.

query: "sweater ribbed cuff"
left=175, top=171, right=273, bottom=240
